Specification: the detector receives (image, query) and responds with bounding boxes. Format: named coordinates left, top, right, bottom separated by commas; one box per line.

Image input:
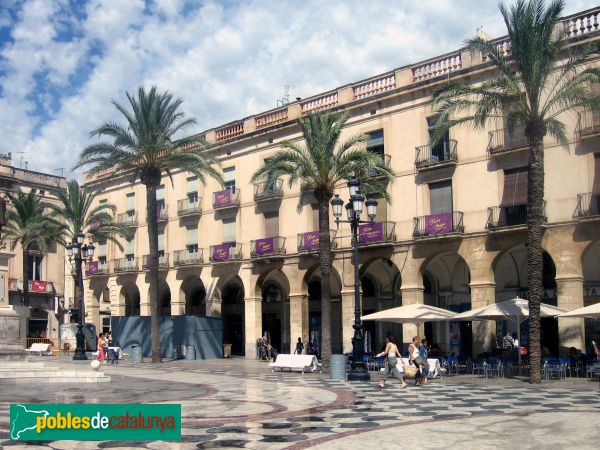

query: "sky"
left=0, top=0, right=596, bottom=178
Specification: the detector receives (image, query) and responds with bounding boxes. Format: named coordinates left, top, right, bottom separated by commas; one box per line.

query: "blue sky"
left=0, top=0, right=596, bottom=177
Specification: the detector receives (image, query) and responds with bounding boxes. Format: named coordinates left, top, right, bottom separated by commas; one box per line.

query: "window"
left=223, top=167, right=236, bottom=192
left=26, top=255, right=42, bottom=281
left=311, top=204, right=319, bottom=230
left=500, top=167, right=528, bottom=226
left=156, top=185, right=165, bottom=214
left=264, top=211, right=279, bottom=237
left=125, top=236, right=135, bottom=260
left=223, top=217, right=236, bottom=245
left=429, top=180, right=453, bottom=214
left=373, top=195, right=387, bottom=222
left=187, top=177, right=199, bottom=203
left=427, top=117, right=451, bottom=162
left=126, top=193, right=135, bottom=215
left=186, top=226, right=198, bottom=253
left=158, top=232, right=165, bottom=258
left=99, top=255, right=107, bottom=265
left=367, top=130, right=384, bottom=160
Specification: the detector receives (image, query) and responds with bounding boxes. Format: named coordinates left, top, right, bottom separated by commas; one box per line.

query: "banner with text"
left=424, top=213, right=453, bottom=235
left=214, top=189, right=232, bottom=207
left=254, top=237, right=275, bottom=256
left=302, top=231, right=320, bottom=251
left=359, top=222, right=383, bottom=243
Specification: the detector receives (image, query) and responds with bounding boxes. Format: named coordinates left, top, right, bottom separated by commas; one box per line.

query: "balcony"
left=574, top=193, right=600, bottom=220
left=575, top=110, right=600, bottom=140
left=213, top=189, right=240, bottom=210
left=367, top=154, right=391, bottom=179
left=177, top=198, right=202, bottom=217
left=415, top=140, right=457, bottom=171
left=297, top=230, right=337, bottom=253
left=114, top=257, right=139, bottom=273
left=8, top=279, right=54, bottom=294
left=173, top=248, right=204, bottom=266
left=117, top=211, right=138, bottom=227
left=250, top=236, right=286, bottom=258
left=254, top=179, right=283, bottom=202
left=142, top=254, right=170, bottom=270
left=488, top=124, right=528, bottom=155
left=356, top=221, right=396, bottom=247
left=157, top=206, right=168, bottom=222
left=413, top=211, right=464, bottom=239
left=209, top=243, right=242, bottom=262
left=85, top=261, right=109, bottom=276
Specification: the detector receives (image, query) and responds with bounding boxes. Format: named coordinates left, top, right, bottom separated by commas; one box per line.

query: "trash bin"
left=223, top=344, right=232, bottom=358
left=330, top=354, right=346, bottom=380
left=185, top=345, right=196, bottom=360
left=131, top=345, right=143, bottom=364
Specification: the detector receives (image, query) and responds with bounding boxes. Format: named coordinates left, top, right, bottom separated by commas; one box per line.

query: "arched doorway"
left=182, top=276, right=206, bottom=316
left=494, top=245, right=559, bottom=355
left=359, top=258, right=401, bottom=354
left=261, top=281, right=289, bottom=353
left=305, top=267, right=343, bottom=354
left=158, top=281, right=171, bottom=316
left=422, top=253, right=472, bottom=356
left=221, top=277, right=245, bottom=355
left=120, top=283, right=140, bottom=317
left=581, top=241, right=600, bottom=354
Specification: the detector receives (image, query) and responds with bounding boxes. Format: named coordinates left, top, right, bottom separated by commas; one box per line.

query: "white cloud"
left=0, top=0, right=597, bottom=176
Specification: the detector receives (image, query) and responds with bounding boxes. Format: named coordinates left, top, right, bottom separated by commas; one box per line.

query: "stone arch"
left=158, top=280, right=171, bottom=316
left=180, top=275, right=207, bottom=316
left=219, top=275, right=245, bottom=356
left=120, top=282, right=140, bottom=317
left=255, top=269, right=291, bottom=353
left=580, top=240, right=600, bottom=352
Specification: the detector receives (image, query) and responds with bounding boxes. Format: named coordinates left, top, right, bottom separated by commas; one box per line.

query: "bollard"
left=330, top=354, right=346, bottom=380
left=131, top=345, right=142, bottom=364
left=185, top=345, right=196, bottom=360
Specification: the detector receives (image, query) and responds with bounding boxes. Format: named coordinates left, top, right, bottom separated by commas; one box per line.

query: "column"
left=0, top=249, right=24, bottom=359
left=168, top=275, right=185, bottom=315
left=244, top=296, right=262, bottom=358
left=289, top=294, right=309, bottom=353
left=341, top=291, right=355, bottom=354
left=470, top=282, right=496, bottom=356
left=138, top=275, right=151, bottom=316
left=85, top=285, right=100, bottom=331
left=400, top=286, right=424, bottom=348
left=556, top=276, right=585, bottom=354
left=111, top=280, right=126, bottom=316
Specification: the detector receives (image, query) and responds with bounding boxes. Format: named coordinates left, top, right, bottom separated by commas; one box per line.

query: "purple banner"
left=255, top=237, right=275, bottom=256
left=214, top=189, right=232, bottom=207
left=212, top=244, right=230, bottom=261
left=303, top=231, right=320, bottom=250
left=86, top=261, right=99, bottom=274
left=424, top=212, right=453, bottom=235
left=359, top=222, right=383, bottom=243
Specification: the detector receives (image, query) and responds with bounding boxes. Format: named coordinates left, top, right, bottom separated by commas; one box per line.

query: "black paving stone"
left=197, top=439, right=248, bottom=448
left=290, top=426, right=334, bottom=433
left=260, top=422, right=299, bottom=429
left=338, top=421, right=378, bottom=428
left=261, top=434, right=307, bottom=442
left=206, top=426, right=249, bottom=434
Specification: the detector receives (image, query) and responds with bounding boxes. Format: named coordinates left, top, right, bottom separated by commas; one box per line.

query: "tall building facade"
left=82, top=8, right=600, bottom=358
left=0, top=153, right=67, bottom=342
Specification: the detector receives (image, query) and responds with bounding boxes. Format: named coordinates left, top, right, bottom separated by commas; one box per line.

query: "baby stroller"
left=106, top=347, right=119, bottom=364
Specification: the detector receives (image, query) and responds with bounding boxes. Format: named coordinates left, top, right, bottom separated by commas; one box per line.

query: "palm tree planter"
left=77, top=86, right=223, bottom=363
left=432, top=0, right=600, bottom=383
left=251, top=112, right=394, bottom=367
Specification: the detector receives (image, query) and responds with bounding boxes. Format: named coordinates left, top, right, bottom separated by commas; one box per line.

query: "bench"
left=25, top=343, right=54, bottom=356
left=269, top=354, right=322, bottom=374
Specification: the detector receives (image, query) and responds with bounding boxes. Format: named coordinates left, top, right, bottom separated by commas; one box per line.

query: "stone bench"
left=269, top=354, right=322, bottom=374
left=24, top=343, right=54, bottom=356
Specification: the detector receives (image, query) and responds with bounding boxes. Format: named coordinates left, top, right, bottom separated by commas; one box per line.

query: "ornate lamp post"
left=66, top=233, right=95, bottom=361
left=331, top=178, right=378, bottom=381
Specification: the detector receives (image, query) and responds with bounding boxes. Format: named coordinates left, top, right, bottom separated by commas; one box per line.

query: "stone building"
left=82, top=8, right=600, bottom=358
left=0, top=153, right=67, bottom=343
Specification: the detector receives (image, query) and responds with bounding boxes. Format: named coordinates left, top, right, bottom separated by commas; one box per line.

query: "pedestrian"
left=294, top=337, right=304, bottom=355
left=409, top=335, right=426, bottom=386
left=419, top=338, right=430, bottom=377
left=97, top=333, right=106, bottom=363
left=377, top=335, right=407, bottom=389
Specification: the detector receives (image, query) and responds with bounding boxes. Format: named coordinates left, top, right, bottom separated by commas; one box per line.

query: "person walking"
left=97, top=333, right=106, bottom=363
left=409, top=335, right=426, bottom=386
left=294, top=337, right=304, bottom=355
left=377, top=336, right=407, bottom=389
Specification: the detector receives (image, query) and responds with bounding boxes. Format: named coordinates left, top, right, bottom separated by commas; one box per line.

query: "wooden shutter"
left=223, top=218, right=236, bottom=243
left=158, top=233, right=165, bottom=252
left=264, top=211, right=279, bottom=237
left=429, top=181, right=453, bottom=214
left=593, top=153, right=600, bottom=194
left=311, top=205, right=319, bottom=230
left=186, top=226, right=197, bottom=245
left=126, top=193, right=135, bottom=211
left=501, top=167, right=528, bottom=206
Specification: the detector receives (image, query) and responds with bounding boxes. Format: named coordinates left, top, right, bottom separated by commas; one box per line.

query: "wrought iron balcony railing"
left=173, top=248, right=204, bottom=266
left=209, top=243, right=242, bottom=262
left=415, top=140, right=457, bottom=170
left=488, top=124, right=528, bottom=154
left=250, top=236, right=286, bottom=258
left=8, top=278, right=54, bottom=294
left=213, top=189, right=240, bottom=209
left=142, top=254, right=170, bottom=270
left=117, top=211, right=138, bottom=227
left=85, top=262, right=110, bottom=276
left=486, top=203, right=548, bottom=230
left=355, top=221, right=396, bottom=246
left=574, top=192, right=600, bottom=218
left=114, top=257, right=139, bottom=273
left=575, top=110, right=600, bottom=140
left=297, top=230, right=337, bottom=253
left=413, top=211, right=464, bottom=238
left=254, top=179, right=283, bottom=202
left=177, top=198, right=202, bottom=216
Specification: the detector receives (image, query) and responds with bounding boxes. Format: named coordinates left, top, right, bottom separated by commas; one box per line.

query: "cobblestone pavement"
left=0, top=358, right=598, bottom=449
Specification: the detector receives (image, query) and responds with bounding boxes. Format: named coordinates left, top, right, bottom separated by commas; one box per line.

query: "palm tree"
left=2, top=190, right=63, bottom=307
left=432, top=0, right=600, bottom=383
left=48, top=179, right=130, bottom=314
left=251, top=112, right=394, bottom=366
left=76, top=86, right=223, bottom=363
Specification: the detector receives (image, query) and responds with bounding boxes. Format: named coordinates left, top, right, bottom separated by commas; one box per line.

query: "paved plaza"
left=0, top=357, right=598, bottom=449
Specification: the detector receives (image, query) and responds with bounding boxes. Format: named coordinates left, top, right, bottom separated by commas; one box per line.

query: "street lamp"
left=331, top=178, right=378, bottom=381
left=66, top=233, right=95, bottom=361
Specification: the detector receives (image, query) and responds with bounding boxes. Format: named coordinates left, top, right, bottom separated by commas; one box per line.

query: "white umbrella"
left=361, top=303, right=456, bottom=327
left=453, top=297, right=567, bottom=365
left=558, top=302, right=600, bottom=319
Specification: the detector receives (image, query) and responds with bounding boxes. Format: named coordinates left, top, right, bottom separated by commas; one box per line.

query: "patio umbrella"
left=558, top=302, right=600, bottom=319
left=361, top=303, right=456, bottom=327
left=452, top=297, right=567, bottom=365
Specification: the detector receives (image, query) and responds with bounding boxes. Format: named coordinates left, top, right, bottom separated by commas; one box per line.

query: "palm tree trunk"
left=318, top=199, right=333, bottom=368
left=526, top=121, right=546, bottom=384
left=145, top=182, right=161, bottom=363
left=22, top=248, right=29, bottom=307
